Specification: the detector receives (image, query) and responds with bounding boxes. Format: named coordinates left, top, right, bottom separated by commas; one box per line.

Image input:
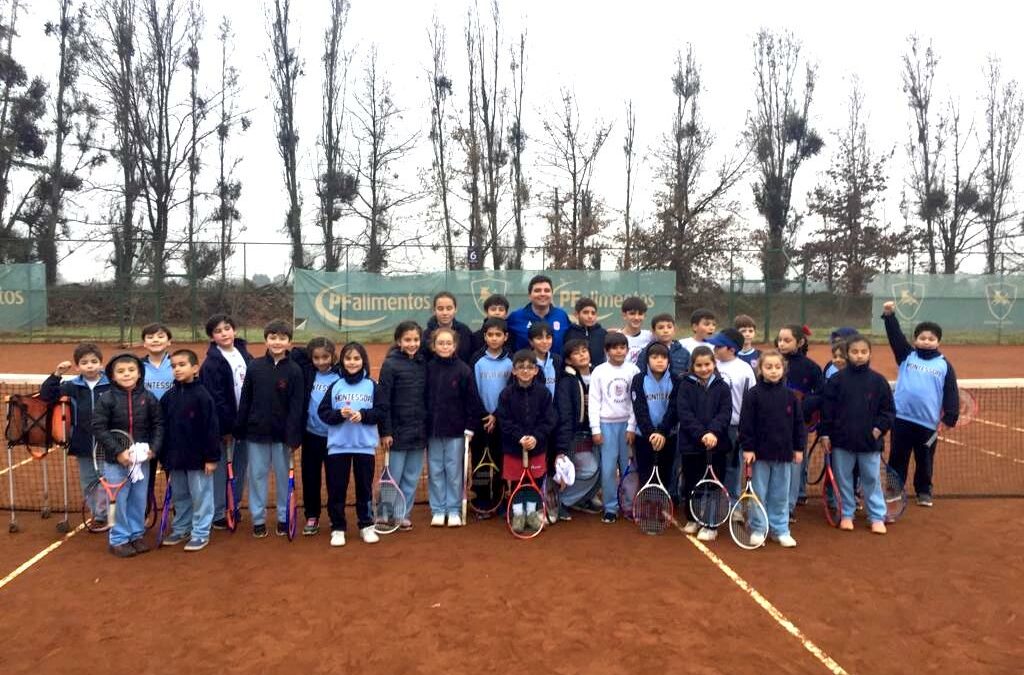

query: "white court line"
left=0, top=522, right=85, bottom=591
left=672, top=519, right=849, bottom=675
left=939, top=436, right=1024, bottom=465
left=0, top=455, right=33, bottom=477
left=971, top=417, right=1024, bottom=434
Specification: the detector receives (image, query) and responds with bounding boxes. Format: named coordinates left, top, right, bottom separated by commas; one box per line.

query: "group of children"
left=41, top=273, right=959, bottom=556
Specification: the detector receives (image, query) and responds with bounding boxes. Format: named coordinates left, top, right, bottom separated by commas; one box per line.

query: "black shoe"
left=212, top=517, right=229, bottom=530
left=276, top=522, right=288, bottom=537
left=796, top=496, right=808, bottom=506
left=601, top=512, right=617, bottom=524
left=109, top=543, right=137, bottom=558
left=253, top=523, right=268, bottom=538
left=558, top=505, right=572, bottom=521
left=131, top=539, right=151, bottom=554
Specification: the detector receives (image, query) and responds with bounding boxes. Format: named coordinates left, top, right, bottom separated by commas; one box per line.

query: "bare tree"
left=540, top=89, right=610, bottom=269
left=427, top=14, right=457, bottom=270
left=748, top=30, right=823, bottom=288
left=935, top=102, right=983, bottom=273
left=316, top=0, right=355, bottom=272
left=506, top=30, right=527, bottom=269
left=805, top=82, right=906, bottom=295
left=634, top=46, right=749, bottom=316
left=978, top=56, right=1024, bottom=274
left=345, top=48, right=422, bottom=273
left=210, top=15, right=248, bottom=287
left=457, top=8, right=484, bottom=265
left=267, top=0, right=304, bottom=271
left=902, top=36, right=944, bottom=274
left=474, top=0, right=507, bottom=269
left=619, top=100, right=638, bottom=269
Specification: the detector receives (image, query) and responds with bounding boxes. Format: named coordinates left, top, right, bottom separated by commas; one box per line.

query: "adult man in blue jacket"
left=506, top=275, right=571, bottom=354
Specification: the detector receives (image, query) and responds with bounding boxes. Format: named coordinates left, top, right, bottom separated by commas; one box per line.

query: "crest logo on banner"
left=985, top=282, right=1017, bottom=321
left=891, top=281, right=926, bottom=321
left=471, top=277, right=508, bottom=316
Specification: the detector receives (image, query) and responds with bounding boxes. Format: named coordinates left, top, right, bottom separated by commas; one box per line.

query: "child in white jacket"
left=589, top=331, right=639, bottom=523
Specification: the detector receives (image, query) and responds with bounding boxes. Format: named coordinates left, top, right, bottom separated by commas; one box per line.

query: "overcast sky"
left=13, top=0, right=1024, bottom=282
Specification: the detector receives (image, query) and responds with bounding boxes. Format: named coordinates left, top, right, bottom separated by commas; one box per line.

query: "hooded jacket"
left=637, top=339, right=691, bottom=381
left=675, top=372, right=732, bottom=456
left=198, top=338, right=253, bottom=438
left=375, top=347, right=428, bottom=451
left=92, top=353, right=164, bottom=463
left=159, top=380, right=221, bottom=470
left=564, top=322, right=608, bottom=368
left=631, top=353, right=679, bottom=440
left=820, top=362, right=895, bottom=454
left=554, top=364, right=589, bottom=454
left=422, top=317, right=476, bottom=364
left=40, top=371, right=111, bottom=457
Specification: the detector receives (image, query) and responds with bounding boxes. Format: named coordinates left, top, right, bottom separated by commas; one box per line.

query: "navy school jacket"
left=375, top=347, right=428, bottom=452
left=564, top=322, right=608, bottom=368
left=233, top=352, right=305, bottom=448
left=496, top=378, right=557, bottom=459
left=738, top=379, right=806, bottom=463
left=198, top=338, right=253, bottom=439
left=426, top=354, right=483, bottom=437
left=675, top=373, right=732, bottom=456
left=40, top=372, right=111, bottom=458
left=820, top=362, right=895, bottom=453
left=422, top=317, right=476, bottom=364
left=783, top=351, right=825, bottom=424
left=554, top=365, right=589, bottom=454
left=159, top=380, right=221, bottom=470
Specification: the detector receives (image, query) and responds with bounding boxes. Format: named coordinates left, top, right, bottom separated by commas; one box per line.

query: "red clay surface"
left=0, top=500, right=1021, bottom=674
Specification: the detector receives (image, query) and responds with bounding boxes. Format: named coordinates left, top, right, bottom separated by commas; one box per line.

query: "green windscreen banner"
left=0, top=263, right=46, bottom=331
left=294, top=269, right=675, bottom=337
left=869, top=273, right=1023, bottom=332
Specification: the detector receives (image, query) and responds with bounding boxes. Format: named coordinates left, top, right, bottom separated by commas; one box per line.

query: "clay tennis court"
left=1, top=341, right=1023, bottom=674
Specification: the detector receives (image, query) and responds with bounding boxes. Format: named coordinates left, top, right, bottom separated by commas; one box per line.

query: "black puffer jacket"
left=159, top=380, right=221, bottom=470
left=426, top=354, right=482, bottom=437
left=496, top=378, right=557, bottom=459
left=92, top=353, right=164, bottom=463
left=375, top=347, right=428, bottom=451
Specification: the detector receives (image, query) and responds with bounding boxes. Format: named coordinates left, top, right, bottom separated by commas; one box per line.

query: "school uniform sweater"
left=738, top=379, right=806, bottom=463
left=375, top=347, right=428, bottom=452
left=536, top=351, right=562, bottom=397
left=233, top=352, right=305, bottom=448
left=638, top=340, right=690, bottom=380
left=318, top=371, right=382, bottom=456
left=198, top=338, right=253, bottom=438
left=624, top=329, right=653, bottom=365
left=588, top=361, right=640, bottom=434
left=40, top=373, right=111, bottom=458
left=426, top=354, right=481, bottom=438
left=737, top=347, right=761, bottom=370
left=143, top=353, right=174, bottom=401
left=675, top=374, right=732, bottom=456
left=883, top=314, right=959, bottom=430
left=630, top=370, right=678, bottom=438
left=471, top=347, right=513, bottom=414
left=564, top=322, right=607, bottom=367
left=554, top=365, right=590, bottom=453
left=422, top=317, right=476, bottom=364
left=496, top=379, right=557, bottom=459
left=159, top=380, right=221, bottom=470
left=820, top=362, right=895, bottom=454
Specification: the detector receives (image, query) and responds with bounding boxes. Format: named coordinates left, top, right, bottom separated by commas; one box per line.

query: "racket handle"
left=522, top=449, right=528, bottom=465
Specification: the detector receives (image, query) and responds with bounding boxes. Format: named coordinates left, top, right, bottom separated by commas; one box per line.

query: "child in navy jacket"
left=820, top=335, right=895, bottom=533
left=776, top=324, right=824, bottom=513
left=631, top=343, right=678, bottom=494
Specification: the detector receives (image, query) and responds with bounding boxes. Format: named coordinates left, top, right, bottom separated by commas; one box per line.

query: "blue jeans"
left=388, top=448, right=425, bottom=519
left=599, top=421, right=629, bottom=515
left=751, top=460, right=791, bottom=538
left=77, top=456, right=106, bottom=520
left=427, top=437, right=465, bottom=516
left=213, top=439, right=247, bottom=521
left=788, top=454, right=809, bottom=514
left=104, top=460, right=150, bottom=546
left=723, top=426, right=742, bottom=501
left=833, top=448, right=885, bottom=523
left=169, top=469, right=215, bottom=540
left=247, top=441, right=290, bottom=526
left=561, top=447, right=599, bottom=507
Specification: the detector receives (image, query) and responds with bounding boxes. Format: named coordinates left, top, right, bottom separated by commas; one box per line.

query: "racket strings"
left=509, top=485, right=544, bottom=537
left=470, top=464, right=503, bottom=511
left=374, top=481, right=404, bottom=528
left=634, top=487, right=672, bottom=535
left=690, top=481, right=731, bottom=527
left=730, top=495, right=768, bottom=548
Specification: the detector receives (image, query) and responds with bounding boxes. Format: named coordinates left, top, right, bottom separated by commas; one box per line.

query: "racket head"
left=506, top=480, right=545, bottom=539
left=689, top=479, right=731, bottom=527
left=542, top=475, right=561, bottom=524
left=461, top=438, right=470, bottom=523
left=373, top=473, right=406, bottom=535
left=881, top=460, right=908, bottom=523
left=617, top=461, right=639, bottom=521
left=634, top=483, right=673, bottom=535
left=957, top=387, right=978, bottom=426
left=225, top=474, right=238, bottom=532
left=729, top=493, right=769, bottom=549
left=145, top=485, right=158, bottom=530
left=82, top=481, right=110, bottom=533
left=805, top=436, right=826, bottom=485
left=286, top=461, right=297, bottom=541
left=469, top=454, right=505, bottom=514
left=823, top=459, right=842, bottom=527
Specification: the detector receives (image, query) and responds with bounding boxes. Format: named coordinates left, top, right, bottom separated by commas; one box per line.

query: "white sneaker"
left=776, top=534, right=798, bottom=548
left=430, top=514, right=446, bottom=527
left=749, top=532, right=766, bottom=548
left=683, top=521, right=700, bottom=534
left=359, top=526, right=380, bottom=544
left=446, top=514, right=462, bottom=528
left=330, top=531, right=346, bottom=547
left=697, top=527, right=718, bottom=542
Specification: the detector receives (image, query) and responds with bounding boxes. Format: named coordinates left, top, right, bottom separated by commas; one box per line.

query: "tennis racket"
left=616, top=453, right=639, bottom=521
left=374, top=448, right=406, bottom=534
left=286, top=450, right=297, bottom=541
left=82, top=431, right=135, bottom=532
left=156, top=470, right=173, bottom=546
left=881, top=455, right=908, bottom=523
left=689, top=449, right=731, bottom=528
left=144, top=466, right=158, bottom=530
left=633, top=465, right=673, bottom=535
left=543, top=473, right=561, bottom=525
left=225, top=441, right=239, bottom=532
left=461, top=435, right=470, bottom=525
left=507, top=449, right=546, bottom=539
left=729, top=462, right=769, bottom=549
left=822, top=448, right=842, bottom=527
left=924, top=386, right=978, bottom=447
left=805, top=435, right=826, bottom=486
left=468, top=444, right=504, bottom=515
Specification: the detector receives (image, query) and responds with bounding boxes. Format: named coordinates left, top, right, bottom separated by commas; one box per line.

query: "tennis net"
left=2, top=375, right=1022, bottom=515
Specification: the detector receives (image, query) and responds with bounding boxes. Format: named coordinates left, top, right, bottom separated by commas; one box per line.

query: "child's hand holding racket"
left=743, top=451, right=755, bottom=464
left=819, top=435, right=831, bottom=452
left=793, top=451, right=804, bottom=464
left=701, top=432, right=717, bottom=449
left=626, top=431, right=635, bottom=447
left=483, top=414, right=496, bottom=433
left=650, top=433, right=665, bottom=451
left=204, top=461, right=217, bottom=475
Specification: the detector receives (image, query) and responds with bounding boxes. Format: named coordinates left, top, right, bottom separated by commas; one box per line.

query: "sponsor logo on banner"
left=313, top=283, right=426, bottom=328
left=985, top=282, right=1017, bottom=322
left=891, top=281, right=926, bottom=321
